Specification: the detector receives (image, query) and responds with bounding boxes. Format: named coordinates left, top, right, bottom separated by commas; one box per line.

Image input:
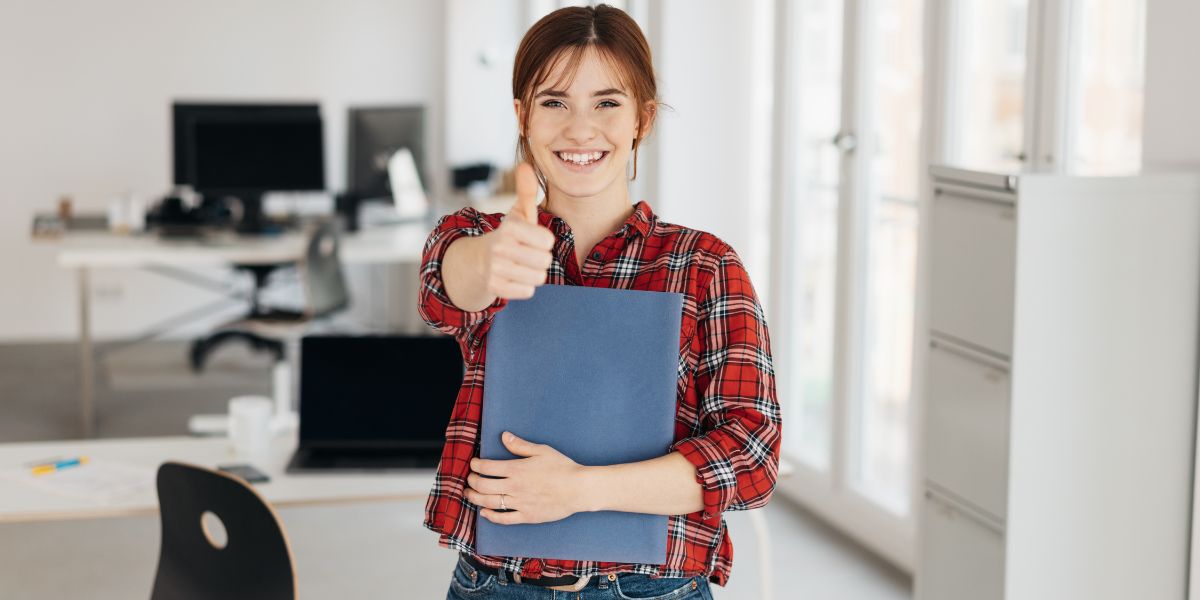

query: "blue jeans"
left=446, top=554, right=715, bottom=600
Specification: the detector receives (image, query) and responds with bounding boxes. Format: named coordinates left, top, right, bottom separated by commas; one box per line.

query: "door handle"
left=832, top=131, right=858, bottom=154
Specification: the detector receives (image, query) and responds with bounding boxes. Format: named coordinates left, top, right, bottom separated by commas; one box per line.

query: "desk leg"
left=78, top=267, right=94, bottom=438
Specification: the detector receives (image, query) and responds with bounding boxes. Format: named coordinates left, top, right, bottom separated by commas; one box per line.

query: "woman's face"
left=516, top=48, right=650, bottom=204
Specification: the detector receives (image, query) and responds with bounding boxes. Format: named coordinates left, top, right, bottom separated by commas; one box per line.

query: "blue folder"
left=476, top=284, right=684, bottom=564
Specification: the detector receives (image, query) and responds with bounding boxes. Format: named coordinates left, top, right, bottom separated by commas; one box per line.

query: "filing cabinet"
left=915, top=167, right=1200, bottom=600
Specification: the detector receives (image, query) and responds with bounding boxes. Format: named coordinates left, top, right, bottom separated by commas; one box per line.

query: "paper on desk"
left=0, top=459, right=154, bottom=504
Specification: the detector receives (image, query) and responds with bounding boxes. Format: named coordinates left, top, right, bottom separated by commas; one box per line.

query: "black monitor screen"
left=298, top=335, right=463, bottom=446
left=173, top=103, right=324, bottom=193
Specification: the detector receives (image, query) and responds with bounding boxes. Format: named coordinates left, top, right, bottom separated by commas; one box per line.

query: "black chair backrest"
left=150, top=462, right=296, bottom=600
left=303, top=220, right=349, bottom=318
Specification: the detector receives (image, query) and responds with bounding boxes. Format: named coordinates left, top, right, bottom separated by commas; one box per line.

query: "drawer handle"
left=930, top=337, right=1010, bottom=371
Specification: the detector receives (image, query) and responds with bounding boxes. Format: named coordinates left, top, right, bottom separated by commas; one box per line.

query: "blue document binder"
left=477, top=284, right=684, bottom=564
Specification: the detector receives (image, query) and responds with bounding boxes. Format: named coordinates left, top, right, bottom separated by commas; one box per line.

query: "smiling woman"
left=418, top=4, right=781, bottom=599
left=512, top=5, right=659, bottom=192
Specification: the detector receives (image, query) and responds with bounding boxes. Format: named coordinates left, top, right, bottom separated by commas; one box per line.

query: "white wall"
left=0, top=0, right=441, bottom=341
left=1142, top=0, right=1200, bottom=168
left=444, top=0, right=522, bottom=169
left=651, top=0, right=774, bottom=286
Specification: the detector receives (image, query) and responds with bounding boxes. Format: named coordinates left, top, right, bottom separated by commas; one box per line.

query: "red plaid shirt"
left=417, top=200, right=781, bottom=586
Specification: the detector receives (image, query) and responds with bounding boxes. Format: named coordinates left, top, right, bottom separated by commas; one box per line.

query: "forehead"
left=539, top=46, right=628, bottom=94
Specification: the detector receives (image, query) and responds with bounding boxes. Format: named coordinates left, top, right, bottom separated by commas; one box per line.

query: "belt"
left=461, top=553, right=593, bottom=592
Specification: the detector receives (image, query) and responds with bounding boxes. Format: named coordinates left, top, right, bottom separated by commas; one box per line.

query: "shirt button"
left=592, top=251, right=602, bottom=260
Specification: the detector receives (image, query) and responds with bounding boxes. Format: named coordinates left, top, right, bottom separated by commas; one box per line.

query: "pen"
left=30, top=456, right=89, bottom=476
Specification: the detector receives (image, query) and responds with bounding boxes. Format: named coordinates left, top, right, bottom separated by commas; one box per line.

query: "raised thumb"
left=508, top=162, right=539, bottom=223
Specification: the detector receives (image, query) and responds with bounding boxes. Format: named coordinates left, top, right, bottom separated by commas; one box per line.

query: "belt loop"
left=597, top=573, right=610, bottom=590
left=496, top=564, right=508, bottom=586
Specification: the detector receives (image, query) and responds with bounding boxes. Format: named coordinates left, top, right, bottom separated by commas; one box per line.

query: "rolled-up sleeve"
left=670, top=247, right=782, bottom=522
left=418, top=208, right=507, bottom=358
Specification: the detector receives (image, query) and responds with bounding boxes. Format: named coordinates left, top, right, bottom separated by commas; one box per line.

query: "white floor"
left=0, top=497, right=909, bottom=599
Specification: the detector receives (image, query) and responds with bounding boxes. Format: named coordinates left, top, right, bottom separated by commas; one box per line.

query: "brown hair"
left=512, top=4, right=660, bottom=194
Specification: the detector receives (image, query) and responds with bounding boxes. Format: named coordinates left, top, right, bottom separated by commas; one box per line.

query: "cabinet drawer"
left=930, top=187, right=1017, bottom=357
left=917, top=490, right=1005, bottom=600
left=925, top=336, right=1010, bottom=520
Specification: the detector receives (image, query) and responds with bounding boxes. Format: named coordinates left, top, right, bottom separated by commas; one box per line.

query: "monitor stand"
left=233, top=192, right=280, bottom=235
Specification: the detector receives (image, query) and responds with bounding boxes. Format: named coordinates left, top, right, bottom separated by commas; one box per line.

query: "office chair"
left=150, top=462, right=296, bottom=600
left=187, top=220, right=349, bottom=433
left=190, top=220, right=349, bottom=370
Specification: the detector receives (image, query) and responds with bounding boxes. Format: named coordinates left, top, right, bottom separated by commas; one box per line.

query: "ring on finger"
left=499, top=494, right=508, bottom=511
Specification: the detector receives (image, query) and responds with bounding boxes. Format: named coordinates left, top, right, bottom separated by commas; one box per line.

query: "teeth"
left=557, top=151, right=604, bottom=165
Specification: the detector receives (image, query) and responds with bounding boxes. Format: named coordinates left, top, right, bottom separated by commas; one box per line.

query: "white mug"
left=228, top=395, right=273, bottom=459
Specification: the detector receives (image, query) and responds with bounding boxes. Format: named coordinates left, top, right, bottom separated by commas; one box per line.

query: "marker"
left=31, top=456, right=89, bottom=476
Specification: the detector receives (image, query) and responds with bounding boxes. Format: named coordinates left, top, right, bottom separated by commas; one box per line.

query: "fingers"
left=501, top=432, right=542, bottom=457
left=507, top=162, right=539, bottom=223
left=464, top=488, right=514, bottom=511
left=486, top=222, right=553, bottom=301
left=488, top=163, right=552, bottom=301
left=466, top=472, right=507, bottom=495
left=480, top=508, right=523, bottom=525
left=492, top=242, right=553, bottom=275
left=491, top=281, right=537, bottom=300
left=471, top=457, right=513, bottom=478
left=490, top=262, right=546, bottom=291
left=502, top=218, right=556, bottom=250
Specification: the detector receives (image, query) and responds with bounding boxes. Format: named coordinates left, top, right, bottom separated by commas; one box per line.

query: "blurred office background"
left=3, top=0, right=1199, bottom=598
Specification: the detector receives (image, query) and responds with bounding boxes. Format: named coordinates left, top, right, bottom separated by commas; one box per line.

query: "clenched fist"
left=480, top=163, right=555, bottom=300
left=442, top=163, right=555, bottom=311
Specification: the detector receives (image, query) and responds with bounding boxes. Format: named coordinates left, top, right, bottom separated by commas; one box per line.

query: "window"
left=1065, top=0, right=1146, bottom=174
left=854, top=0, right=924, bottom=514
left=948, top=0, right=1029, bottom=172
left=783, top=0, right=844, bottom=471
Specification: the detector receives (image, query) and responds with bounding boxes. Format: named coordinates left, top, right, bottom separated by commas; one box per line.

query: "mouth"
left=553, top=150, right=610, bottom=173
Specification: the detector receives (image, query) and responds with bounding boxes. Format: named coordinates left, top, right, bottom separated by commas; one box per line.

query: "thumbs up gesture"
left=479, top=163, right=555, bottom=300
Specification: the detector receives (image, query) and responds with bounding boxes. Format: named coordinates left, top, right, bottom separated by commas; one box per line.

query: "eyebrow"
left=535, top=88, right=627, bottom=98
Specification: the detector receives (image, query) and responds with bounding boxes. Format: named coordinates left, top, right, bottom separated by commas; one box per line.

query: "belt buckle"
left=549, top=575, right=590, bottom=592
left=513, top=572, right=590, bottom=592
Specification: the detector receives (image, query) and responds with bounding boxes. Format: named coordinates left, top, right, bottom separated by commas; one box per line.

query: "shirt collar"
left=537, top=200, right=655, bottom=240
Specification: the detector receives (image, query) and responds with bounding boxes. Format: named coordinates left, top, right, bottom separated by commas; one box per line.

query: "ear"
left=637, top=100, right=658, bottom=141
left=513, top=99, right=524, bottom=136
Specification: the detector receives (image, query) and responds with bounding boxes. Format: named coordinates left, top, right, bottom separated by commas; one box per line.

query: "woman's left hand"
left=465, top=431, right=591, bottom=525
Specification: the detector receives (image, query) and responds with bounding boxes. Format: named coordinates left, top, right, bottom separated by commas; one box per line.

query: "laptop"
left=286, top=334, right=462, bottom=472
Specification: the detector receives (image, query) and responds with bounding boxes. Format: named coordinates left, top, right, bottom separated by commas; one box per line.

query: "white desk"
left=0, top=435, right=434, bottom=524
left=54, top=224, right=427, bottom=269
left=44, top=223, right=428, bottom=438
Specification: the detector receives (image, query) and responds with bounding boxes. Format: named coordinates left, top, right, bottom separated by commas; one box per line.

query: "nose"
left=563, top=110, right=597, bottom=145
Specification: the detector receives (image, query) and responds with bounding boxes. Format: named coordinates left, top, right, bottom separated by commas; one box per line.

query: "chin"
left=548, top=179, right=614, bottom=200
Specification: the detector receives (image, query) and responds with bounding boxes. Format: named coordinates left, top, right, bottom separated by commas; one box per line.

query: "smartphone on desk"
left=218, top=463, right=270, bottom=484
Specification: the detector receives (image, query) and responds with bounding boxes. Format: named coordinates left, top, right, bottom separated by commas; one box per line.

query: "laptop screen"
left=298, top=335, right=463, bottom=446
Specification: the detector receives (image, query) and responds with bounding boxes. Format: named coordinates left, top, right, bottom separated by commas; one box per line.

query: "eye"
left=540, top=99, right=566, bottom=109
left=597, top=100, right=620, bottom=109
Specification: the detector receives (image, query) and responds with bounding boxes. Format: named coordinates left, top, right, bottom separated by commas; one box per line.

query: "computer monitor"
left=347, top=106, right=426, bottom=201
left=173, top=102, right=325, bottom=233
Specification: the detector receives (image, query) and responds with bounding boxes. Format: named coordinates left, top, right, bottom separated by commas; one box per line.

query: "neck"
left=544, top=181, right=634, bottom=244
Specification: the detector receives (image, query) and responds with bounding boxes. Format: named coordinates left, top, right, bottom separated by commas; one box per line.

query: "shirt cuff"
left=420, top=270, right=508, bottom=358
left=671, top=435, right=738, bottom=522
